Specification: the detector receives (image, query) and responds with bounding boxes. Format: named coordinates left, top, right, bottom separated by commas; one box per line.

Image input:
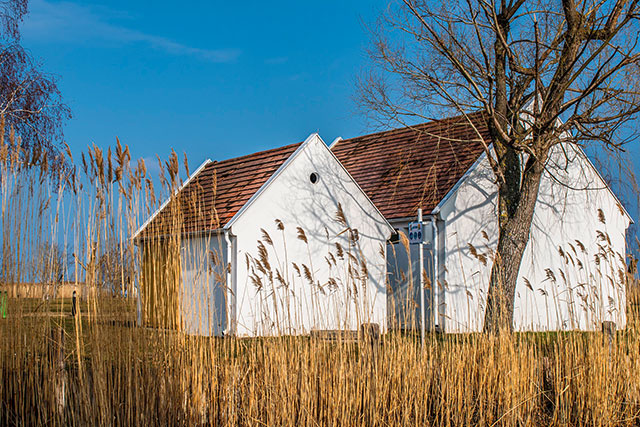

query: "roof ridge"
left=338, top=111, right=485, bottom=143
left=210, top=140, right=303, bottom=165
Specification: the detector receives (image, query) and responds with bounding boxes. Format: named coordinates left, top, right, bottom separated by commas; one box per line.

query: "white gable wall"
left=437, top=143, right=630, bottom=332
left=229, top=135, right=392, bottom=336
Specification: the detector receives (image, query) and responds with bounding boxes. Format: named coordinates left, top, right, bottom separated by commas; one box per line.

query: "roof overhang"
left=223, top=132, right=395, bottom=238
left=222, top=133, right=319, bottom=231
left=131, top=158, right=212, bottom=242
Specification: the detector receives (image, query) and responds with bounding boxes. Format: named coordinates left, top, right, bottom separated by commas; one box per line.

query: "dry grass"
left=1, top=119, right=640, bottom=426
left=2, top=304, right=640, bottom=426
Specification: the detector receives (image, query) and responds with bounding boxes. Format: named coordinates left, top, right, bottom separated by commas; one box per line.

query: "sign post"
left=409, top=209, right=425, bottom=348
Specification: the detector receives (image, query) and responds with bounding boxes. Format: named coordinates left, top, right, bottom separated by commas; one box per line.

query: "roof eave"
left=223, top=133, right=319, bottom=231
left=323, top=138, right=396, bottom=237
left=431, top=148, right=488, bottom=217
left=131, top=158, right=213, bottom=241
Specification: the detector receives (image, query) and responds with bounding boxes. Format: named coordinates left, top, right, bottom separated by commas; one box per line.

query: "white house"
left=134, top=134, right=394, bottom=337
left=332, top=113, right=632, bottom=333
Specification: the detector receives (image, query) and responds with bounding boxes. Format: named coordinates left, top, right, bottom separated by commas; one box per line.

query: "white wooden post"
left=432, top=218, right=439, bottom=332
left=418, top=209, right=425, bottom=348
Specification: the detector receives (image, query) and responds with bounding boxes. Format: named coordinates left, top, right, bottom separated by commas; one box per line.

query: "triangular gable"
left=225, top=133, right=395, bottom=235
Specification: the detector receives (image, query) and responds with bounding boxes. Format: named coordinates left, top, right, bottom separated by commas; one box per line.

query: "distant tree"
left=360, top=0, right=640, bottom=333
left=0, top=0, right=70, bottom=165
left=97, top=240, right=135, bottom=297
left=35, top=242, right=72, bottom=298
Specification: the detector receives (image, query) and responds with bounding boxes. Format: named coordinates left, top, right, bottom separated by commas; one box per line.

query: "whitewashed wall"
left=229, top=135, right=392, bottom=336
left=438, top=143, right=630, bottom=332
left=180, top=234, right=228, bottom=335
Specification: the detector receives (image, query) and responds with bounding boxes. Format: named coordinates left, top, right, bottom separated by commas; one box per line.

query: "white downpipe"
left=418, top=209, right=425, bottom=348
left=422, top=215, right=440, bottom=331
left=431, top=218, right=439, bottom=330
left=224, top=229, right=235, bottom=336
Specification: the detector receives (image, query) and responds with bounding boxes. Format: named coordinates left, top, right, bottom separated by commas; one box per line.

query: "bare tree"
left=0, top=0, right=26, bottom=40
left=35, top=242, right=71, bottom=298
left=97, top=239, right=135, bottom=297
left=0, top=0, right=70, bottom=165
left=360, top=0, right=640, bottom=332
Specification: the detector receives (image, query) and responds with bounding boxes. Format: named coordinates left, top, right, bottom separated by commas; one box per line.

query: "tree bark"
left=483, top=150, right=547, bottom=333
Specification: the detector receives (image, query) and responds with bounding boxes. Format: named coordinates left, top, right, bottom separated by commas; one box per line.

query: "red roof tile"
left=332, top=113, right=489, bottom=220
left=137, top=141, right=302, bottom=238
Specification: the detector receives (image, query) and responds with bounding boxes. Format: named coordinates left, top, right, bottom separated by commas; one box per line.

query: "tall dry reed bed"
left=2, top=316, right=640, bottom=426
left=0, top=119, right=639, bottom=426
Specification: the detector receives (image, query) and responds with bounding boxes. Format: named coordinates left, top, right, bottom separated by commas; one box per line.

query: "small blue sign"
left=408, top=221, right=424, bottom=244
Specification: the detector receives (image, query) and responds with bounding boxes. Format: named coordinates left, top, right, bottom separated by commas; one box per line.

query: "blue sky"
left=18, top=0, right=640, bottom=228
left=21, top=0, right=389, bottom=173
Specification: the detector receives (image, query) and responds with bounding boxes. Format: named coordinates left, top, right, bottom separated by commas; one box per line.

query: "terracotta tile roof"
left=332, top=113, right=490, bottom=220
left=137, top=141, right=302, bottom=238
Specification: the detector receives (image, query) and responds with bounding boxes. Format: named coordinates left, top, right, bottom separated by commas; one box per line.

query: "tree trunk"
left=483, top=152, right=547, bottom=333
